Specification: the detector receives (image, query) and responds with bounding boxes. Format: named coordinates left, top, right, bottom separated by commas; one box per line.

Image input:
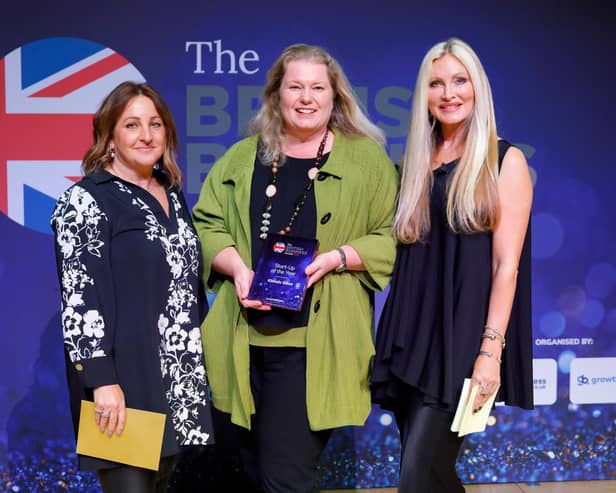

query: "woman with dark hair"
left=51, top=81, right=214, bottom=493
left=192, top=44, right=398, bottom=493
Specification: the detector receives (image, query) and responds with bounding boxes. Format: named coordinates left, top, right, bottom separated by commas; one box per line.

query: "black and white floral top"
left=51, top=169, right=214, bottom=470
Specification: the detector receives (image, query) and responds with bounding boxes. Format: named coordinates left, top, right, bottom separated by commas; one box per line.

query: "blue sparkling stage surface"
left=1, top=400, right=614, bottom=491
left=318, top=402, right=616, bottom=488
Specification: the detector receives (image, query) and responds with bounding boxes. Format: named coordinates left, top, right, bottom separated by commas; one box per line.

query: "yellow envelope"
left=76, top=400, right=166, bottom=470
left=450, top=378, right=499, bottom=437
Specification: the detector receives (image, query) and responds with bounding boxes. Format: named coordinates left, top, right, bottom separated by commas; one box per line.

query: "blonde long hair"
left=250, top=43, right=385, bottom=164
left=394, top=38, right=499, bottom=243
left=82, top=81, right=183, bottom=187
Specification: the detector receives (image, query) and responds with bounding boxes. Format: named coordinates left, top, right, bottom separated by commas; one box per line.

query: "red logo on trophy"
left=273, top=241, right=286, bottom=253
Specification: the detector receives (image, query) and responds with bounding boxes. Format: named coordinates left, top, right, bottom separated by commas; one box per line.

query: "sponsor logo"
left=532, top=358, right=558, bottom=406
left=569, top=357, right=616, bottom=404
left=0, top=37, right=145, bottom=234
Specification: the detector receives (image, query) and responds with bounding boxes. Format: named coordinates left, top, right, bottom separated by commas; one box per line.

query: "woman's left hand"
left=305, top=250, right=340, bottom=288
left=470, top=355, right=500, bottom=412
left=93, top=384, right=126, bottom=436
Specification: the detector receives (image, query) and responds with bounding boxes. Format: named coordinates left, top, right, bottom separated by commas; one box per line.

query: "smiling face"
left=428, top=54, right=475, bottom=132
left=279, top=60, right=334, bottom=140
left=109, top=95, right=166, bottom=171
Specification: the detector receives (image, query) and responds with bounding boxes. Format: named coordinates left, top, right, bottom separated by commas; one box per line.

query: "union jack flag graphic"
left=273, top=242, right=286, bottom=254
left=0, top=37, right=145, bottom=234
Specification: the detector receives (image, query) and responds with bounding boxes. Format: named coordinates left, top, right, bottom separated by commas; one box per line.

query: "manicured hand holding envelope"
left=76, top=400, right=166, bottom=470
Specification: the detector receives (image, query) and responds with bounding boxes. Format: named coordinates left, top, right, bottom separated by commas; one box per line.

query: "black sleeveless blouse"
left=371, top=139, right=533, bottom=412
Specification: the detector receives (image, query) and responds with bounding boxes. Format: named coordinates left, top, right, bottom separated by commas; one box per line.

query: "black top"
left=371, top=140, right=533, bottom=412
left=51, top=170, right=214, bottom=470
left=248, top=151, right=329, bottom=329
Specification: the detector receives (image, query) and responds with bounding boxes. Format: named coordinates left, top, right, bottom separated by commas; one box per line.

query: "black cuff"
left=72, top=356, right=118, bottom=389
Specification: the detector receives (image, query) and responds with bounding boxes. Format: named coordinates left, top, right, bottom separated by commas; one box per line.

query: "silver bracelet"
left=478, top=349, right=502, bottom=364
left=484, top=325, right=506, bottom=349
left=484, top=324, right=504, bottom=339
left=481, top=332, right=506, bottom=349
left=335, top=247, right=347, bottom=273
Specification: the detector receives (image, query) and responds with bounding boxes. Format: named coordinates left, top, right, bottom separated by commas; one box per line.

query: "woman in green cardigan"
left=192, top=43, right=398, bottom=493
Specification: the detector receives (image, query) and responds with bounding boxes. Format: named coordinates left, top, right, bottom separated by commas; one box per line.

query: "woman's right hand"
left=212, top=246, right=271, bottom=310
left=93, top=384, right=126, bottom=436
left=212, top=246, right=272, bottom=310
left=233, top=263, right=271, bottom=310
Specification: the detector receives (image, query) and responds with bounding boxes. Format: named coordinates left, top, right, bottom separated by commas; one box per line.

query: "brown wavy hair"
left=82, top=81, right=182, bottom=187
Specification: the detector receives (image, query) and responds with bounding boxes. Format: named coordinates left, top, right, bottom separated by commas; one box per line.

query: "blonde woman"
left=371, top=38, right=534, bottom=492
left=193, top=44, right=397, bottom=493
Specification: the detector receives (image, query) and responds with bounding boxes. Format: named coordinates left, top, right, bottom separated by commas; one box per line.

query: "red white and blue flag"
left=0, top=37, right=145, bottom=234
left=273, top=242, right=286, bottom=254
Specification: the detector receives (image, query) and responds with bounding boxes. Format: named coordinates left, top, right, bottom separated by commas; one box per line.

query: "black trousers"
left=394, top=388, right=465, bottom=493
left=238, top=346, right=332, bottom=493
left=96, top=455, right=175, bottom=493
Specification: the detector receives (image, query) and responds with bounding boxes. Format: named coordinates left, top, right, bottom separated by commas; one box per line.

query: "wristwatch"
left=335, top=247, right=347, bottom=273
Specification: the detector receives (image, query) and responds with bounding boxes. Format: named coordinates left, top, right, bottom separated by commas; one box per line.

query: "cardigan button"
left=314, top=300, right=321, bottom=313
left=75, top=363, right=84, bottom=371
left=320, top=212, right=331, bottom=224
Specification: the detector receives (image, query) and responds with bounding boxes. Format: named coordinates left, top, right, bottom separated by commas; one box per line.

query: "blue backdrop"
left=1, top=1, right=615, bottom=491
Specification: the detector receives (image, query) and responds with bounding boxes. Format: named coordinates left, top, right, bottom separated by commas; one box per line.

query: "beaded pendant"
left=259, top=129, right=329, bottom=240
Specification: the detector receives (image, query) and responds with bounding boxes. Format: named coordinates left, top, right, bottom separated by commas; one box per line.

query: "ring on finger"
left=101, top=411, right=110, bottom=418
left=480, top=386, right=490, bottom=396
left=95, top=408, right=104, bottom=415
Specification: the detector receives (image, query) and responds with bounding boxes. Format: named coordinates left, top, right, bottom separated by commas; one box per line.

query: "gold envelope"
left=76, top=400, right=166, bottom=471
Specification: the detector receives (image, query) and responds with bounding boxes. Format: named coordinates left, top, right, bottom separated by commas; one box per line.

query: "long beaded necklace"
left=259, top=129, right=329, bottom=240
